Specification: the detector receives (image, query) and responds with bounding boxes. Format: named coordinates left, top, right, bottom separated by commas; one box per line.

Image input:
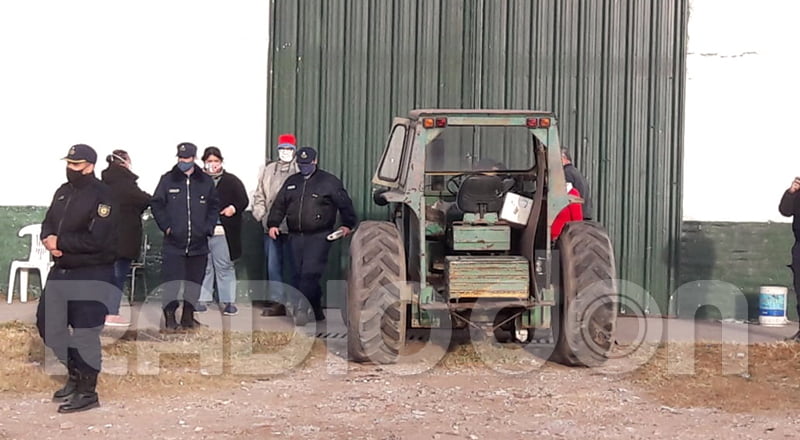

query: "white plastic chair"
left=128, top=232, right=149, bottom=303
left=7, top=224, right=53, bottom=303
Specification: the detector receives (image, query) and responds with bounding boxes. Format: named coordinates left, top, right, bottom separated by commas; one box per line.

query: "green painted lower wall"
left=0, top=206, right=349, bottom=307
left=679, top=221, right=797, bottom=321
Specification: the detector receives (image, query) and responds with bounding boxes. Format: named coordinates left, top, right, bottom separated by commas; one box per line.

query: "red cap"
left=277, top=133, right=297, bottom=149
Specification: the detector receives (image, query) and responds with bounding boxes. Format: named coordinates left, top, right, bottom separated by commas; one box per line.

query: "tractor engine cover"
left=445, top=256, right=530, bottom=299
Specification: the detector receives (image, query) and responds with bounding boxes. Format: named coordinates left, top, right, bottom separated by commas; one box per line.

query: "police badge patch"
left=97, top=204, right=111, bottom=218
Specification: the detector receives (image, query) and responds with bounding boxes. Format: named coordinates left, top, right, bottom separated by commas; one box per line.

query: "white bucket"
left=759, top=286, right=789, bottom=327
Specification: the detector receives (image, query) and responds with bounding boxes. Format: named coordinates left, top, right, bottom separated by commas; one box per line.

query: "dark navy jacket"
left=41, top=175, right=117, bottom=269
left=150, top=164, right=220, bottom=256
left=780, top=190, right=800, bottom=242
left=267, top=169, right=358, bottom=234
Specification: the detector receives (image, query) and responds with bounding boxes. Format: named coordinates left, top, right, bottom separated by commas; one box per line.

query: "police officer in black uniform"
left=151, top=142, right=219, bottom=330
left=36, top=144, right=117, bottom=413
left=267, top=147, right=358, bottom=325
left=780, top=176, right=800, bottom=341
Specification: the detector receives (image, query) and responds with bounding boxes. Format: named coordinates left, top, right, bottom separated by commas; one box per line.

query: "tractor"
left=345, top=109, right=618, bottom=367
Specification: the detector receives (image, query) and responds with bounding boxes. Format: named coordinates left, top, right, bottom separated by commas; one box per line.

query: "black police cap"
left=62, top=144, right=97, bottom=164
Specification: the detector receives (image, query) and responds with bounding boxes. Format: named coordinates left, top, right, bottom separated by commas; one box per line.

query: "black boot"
left=52, top=362, right=78, bottom=403
left=57, top=371, right=99, bottom=413
left=261, top=302, right=287, bottom=317
left=312, top=303, right=326, bottom=322
left=163, top=309, right=179, bottom=331
left=180, top=301, right=204, bottom=330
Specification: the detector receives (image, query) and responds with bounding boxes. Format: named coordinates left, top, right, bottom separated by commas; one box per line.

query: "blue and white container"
left=759, top=286, right=789, bottom=327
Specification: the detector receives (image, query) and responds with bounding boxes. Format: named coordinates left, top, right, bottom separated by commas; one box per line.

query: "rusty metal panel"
left=267, top=0, right=689, bottom=313
left=446, top=256, right=529, bottom=299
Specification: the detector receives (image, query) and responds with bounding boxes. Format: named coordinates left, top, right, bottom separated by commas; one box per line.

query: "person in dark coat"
left=267, top=147, right=358, bottom=325
left=100, top=149, right=151, bottom=327
left=36, top=144, right=117, bottom=413
left=197, top=146, right=249, bottom=316
left=561, top=147, right=593, bottom=220
left=150, top=142, right=220, bottom=331
left=779, top=176, right=800, bottom=341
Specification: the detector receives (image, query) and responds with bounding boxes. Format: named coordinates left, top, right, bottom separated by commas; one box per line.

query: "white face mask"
left=204, top=162, right=222, bottom=174
left=278, top=149, right=295, bottom=163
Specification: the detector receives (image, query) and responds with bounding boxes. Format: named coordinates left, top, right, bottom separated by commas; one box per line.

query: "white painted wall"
left=0, top=0, right=270, bottom=206
left=684, top=0, right=800, bottom=222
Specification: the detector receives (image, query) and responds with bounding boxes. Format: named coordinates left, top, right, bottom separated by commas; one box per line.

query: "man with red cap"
left=252, top=133, right=299, bottom=316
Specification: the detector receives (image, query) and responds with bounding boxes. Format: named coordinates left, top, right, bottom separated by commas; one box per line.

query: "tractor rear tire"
left=551, top=221, right=618, bottom=367
left=346, top=221, right=407, bottom=364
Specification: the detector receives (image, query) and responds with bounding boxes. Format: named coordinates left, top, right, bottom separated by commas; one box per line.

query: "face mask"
left=177, top=161, right=194, bottom=172
left=66, top=168, right=88, bottom=184
left=278, top=149, right=295, bottom=163
left=299, top=163, right=316, bottom=176
left=204, top=162, right=222, bottom=174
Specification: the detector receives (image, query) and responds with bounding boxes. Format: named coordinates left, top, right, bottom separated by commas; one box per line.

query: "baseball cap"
left=296, top=147, right=317, bottom=164
left=277, top=133, right=297, bottom=150
left=62, top=144, right=97, bottom=164
left=176, top=142, right=198, bottom=158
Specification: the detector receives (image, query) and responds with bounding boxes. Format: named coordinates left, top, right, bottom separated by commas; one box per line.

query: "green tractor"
left=346, top=109, right=618, bottom=367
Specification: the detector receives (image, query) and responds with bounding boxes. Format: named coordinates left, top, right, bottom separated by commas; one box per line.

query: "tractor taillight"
left=527, top=117, right=552, bottom=128
left=422, top=118, right=435, bottom=128
left=435, top=117, right=448, bottom=128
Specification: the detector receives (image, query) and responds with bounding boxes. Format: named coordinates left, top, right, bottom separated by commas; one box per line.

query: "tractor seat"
left=456, top=174, right=505, bottom=215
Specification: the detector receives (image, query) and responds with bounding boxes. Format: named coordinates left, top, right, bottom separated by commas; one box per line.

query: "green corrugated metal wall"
left=266, top=0, right=688, bottom=314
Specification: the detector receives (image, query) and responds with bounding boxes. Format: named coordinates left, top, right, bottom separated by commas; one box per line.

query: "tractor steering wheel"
left=446, top=175, right=464, bottom=195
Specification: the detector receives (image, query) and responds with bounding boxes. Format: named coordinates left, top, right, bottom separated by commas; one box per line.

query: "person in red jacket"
left=551, top=182, right=584, bottom=242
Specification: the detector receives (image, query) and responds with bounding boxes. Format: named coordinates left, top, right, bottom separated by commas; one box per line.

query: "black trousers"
left=35, top=264, right=115, bottom=374
left=791, top=242, right=800, bottom=319
left=288, top=231, right=332, bottom=311
left=161, top=252, right=208, bottom=313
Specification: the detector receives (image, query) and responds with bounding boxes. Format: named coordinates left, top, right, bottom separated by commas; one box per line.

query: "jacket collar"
left=102, top=164, right=139, bottom=183
left=69, top=173, right=99, bottom=189
left=169, top=163, right=206, bottom=181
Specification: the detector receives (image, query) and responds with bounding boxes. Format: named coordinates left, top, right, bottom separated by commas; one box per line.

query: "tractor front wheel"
left=346, top=221, right=407, bottom=364
left=551, top=221, right=618, bottom=367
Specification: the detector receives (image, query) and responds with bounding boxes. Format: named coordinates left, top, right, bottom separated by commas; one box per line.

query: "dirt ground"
left=1, top=322, right=800, bottom=440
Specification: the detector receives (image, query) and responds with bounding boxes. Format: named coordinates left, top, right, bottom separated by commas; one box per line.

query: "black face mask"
left=66, top=168, right=90, bottom=185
